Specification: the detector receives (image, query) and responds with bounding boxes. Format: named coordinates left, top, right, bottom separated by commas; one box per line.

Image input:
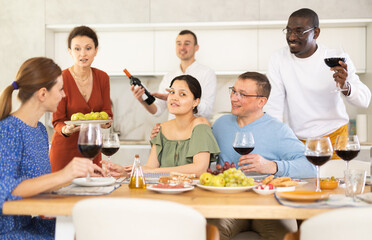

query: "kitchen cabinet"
left=46, top=19, right=371, bottom=76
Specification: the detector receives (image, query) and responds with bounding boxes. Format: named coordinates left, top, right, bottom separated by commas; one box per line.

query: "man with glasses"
left=209, top=71, right=315, bottom=240
left=265, top=8, right=370, bottom=154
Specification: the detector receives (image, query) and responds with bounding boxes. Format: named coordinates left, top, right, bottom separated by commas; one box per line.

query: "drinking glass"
left=335, top=135, right=360, bottom=170
left=78, top=123, right=102, bottom=180
left=324, top=47, right=347, bottom=93
left=232, top=132, right=255, bottom=155
left=305, top=137, right=333, bottom=192
left=102, top=133, right=120, bottom=177
left=344, top=169, right=366, bottom=201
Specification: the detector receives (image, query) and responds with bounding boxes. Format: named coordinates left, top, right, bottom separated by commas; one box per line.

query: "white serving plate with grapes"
left=64, top=119, right=111, bottom=126
left=196, top=183, right=257, bottom=193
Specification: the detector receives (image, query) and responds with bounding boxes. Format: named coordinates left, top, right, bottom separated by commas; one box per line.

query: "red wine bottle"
left=123, top=69, right=155, bottom=105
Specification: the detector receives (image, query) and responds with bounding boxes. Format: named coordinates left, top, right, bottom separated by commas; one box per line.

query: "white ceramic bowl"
left=253, top=186, right=277, bottom=195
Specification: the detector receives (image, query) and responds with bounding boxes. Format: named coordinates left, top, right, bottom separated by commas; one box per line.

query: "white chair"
left=73, top=197, right=214, bottom=240
left=320, top=159, right=370, bottom=178
left=300, top=208, right=372, bottom=240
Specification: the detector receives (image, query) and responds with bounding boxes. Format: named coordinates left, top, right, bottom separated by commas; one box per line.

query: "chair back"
left=300, top=208, right=372, bottom=240
left=320, top=159, right=370, bottom=178
left=73, top=197, right=206, bottom=240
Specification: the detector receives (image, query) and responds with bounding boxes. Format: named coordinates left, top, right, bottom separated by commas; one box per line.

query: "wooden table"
left=3, top=180, right=353, bottom=219
left=3, top=180, right=367, bottom=239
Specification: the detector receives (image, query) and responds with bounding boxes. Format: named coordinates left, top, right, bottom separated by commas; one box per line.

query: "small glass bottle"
left=129, top=154, right=146, bottom=189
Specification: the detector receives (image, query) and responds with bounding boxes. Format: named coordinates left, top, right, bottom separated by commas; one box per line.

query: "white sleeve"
left=343, top=54, right=371, bottom=108
left=264, top=55, right=286, bottom=122
left=153, top=75, right=170, bottom=117
left=195, top=70, right=217, bottom=119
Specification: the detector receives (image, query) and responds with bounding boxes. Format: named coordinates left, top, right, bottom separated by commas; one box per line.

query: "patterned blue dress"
left=0, top=116, right=55, bottom=239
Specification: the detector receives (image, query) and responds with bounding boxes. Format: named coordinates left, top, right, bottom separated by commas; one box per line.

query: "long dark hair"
left=169, top=75, right=202, bottom=114
left=0, top=57, right=62, bottom=120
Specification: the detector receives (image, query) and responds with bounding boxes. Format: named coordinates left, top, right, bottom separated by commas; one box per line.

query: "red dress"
left=49, top=68, right=113, bottom=172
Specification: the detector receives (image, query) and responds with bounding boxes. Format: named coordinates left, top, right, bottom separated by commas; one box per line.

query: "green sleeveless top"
left=150, top=124, right=220, bottom=167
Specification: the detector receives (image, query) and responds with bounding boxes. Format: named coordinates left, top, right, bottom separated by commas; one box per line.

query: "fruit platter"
left=64, top=111, right=111, bottom=125
left=197, top=162, right=257, bottom=193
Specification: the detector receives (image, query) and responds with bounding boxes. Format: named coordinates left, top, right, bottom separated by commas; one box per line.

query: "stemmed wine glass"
left=324, top=47, right=347, bottom=93
left=335, top=135, right=360, bottom=170
left=304, top=137, right=333, bottom=192
left=102, top=133, right=120, bottom=177
left=78, top=123, right=102, bottom=181
left=233, top=132, right=255, bottom=155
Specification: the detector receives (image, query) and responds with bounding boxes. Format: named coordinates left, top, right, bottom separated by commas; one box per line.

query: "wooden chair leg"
left=283, top=231, right=300, bottom=240
left=207, top=223, right=220, bottom=240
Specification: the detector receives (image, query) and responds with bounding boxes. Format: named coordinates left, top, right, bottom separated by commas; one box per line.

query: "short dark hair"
left=179, top=30, right=198, bottom=45
left=289, top=8, right=319, bottom=28
left=169, top=75, right=202, bottom=114
left=67, top=25, right=99, bottom=49
left=238, top=72, right=271, bottom=98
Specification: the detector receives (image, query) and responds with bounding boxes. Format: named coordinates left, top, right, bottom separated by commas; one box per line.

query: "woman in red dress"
left=49, top=26, right=113, bottom=172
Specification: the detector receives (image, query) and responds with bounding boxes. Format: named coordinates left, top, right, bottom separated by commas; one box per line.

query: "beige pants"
left=207, top=218, right=297, bottom=240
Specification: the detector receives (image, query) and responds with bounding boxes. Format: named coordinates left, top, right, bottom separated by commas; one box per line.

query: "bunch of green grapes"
left=222, top=168, right=255, bottom=187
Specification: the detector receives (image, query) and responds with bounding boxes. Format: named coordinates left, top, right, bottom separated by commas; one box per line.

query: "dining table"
left=2, top=178, right=370, bottom=240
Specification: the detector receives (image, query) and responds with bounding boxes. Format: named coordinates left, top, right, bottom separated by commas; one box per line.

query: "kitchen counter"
left=119, top=140, right=150, bottom=145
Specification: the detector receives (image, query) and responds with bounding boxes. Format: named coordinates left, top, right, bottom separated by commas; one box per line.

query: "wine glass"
left=324, top=47, right=347, bottom=93
left=233, top=132, right=255, bottom=155
left=335, top=135, right=360, bottom=170
left=78, top=123, right=102, bottom=181
left=304, top=137, right=333, bottom=192
left=102, top=133, right=120, bottom=177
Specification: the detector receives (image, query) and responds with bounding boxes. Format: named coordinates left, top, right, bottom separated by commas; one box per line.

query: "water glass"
left=344, top=169, right=366, bottom=201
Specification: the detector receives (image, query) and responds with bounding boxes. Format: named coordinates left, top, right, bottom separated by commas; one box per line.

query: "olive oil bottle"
left=129, top=154, right=146, bottom=189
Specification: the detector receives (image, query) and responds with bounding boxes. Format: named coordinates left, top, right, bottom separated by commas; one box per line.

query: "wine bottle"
left=123, top=69, right=155, bottom=105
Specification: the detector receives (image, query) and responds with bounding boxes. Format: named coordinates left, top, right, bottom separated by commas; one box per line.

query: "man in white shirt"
left=131, top=30, right=217, bottom=120
left=264, top=8, right=371, bottom=156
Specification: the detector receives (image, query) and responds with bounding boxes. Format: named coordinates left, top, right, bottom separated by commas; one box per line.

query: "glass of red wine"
left=233, top=132, right=255, bottom=155
left=324, top=47, right=347, bottom=93
left=102, top=133, right=120, bottom=177
left=335, top=135, right=360, bottom=170
left=305, top=137, right=333, bottom=192
left=78, top=123, right=102, bottom=181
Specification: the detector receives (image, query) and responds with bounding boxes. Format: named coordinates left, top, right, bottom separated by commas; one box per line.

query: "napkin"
left=53, top=184, right=121, bottom=196
left=275, top=194, right=371, bottom=209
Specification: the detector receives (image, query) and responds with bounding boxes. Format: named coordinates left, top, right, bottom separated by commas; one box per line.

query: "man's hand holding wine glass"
left=238, top=154, right=278, bottom=175
left=331, top=60, right=349, bottom=94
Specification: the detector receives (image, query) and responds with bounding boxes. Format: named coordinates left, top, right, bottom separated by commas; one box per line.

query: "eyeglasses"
left=229, top=87, right=265, bottom=99
left=282, top=27, right=315, bottom=38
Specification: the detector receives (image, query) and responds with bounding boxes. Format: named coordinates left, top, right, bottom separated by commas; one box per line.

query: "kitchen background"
left=1, top=0, right=372, bottom=165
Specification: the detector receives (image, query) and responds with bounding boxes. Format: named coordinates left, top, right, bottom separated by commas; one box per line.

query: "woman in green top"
left=106, top=75, right=220, bottom=177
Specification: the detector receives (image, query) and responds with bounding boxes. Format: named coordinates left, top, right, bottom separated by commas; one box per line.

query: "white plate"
left=73, top=177, right=116, bottom=187
left=196, top=183, right=257, bottom=193
left=147, top=185, right=194, bottom=194
left=64, top=119, right=111, bottom=126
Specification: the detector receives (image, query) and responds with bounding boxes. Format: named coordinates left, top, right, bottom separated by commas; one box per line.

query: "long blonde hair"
left=0, top=57, right=62, bottom=120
